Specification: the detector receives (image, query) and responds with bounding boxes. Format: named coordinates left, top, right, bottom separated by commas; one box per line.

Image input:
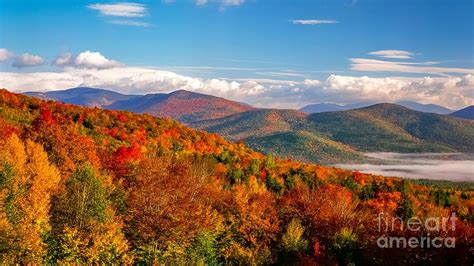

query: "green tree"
left=248, top=159, right=260, bottom=176
left=264, top=153, right=276, bottom=171
left=331, top=227, right=358, bottom=264
left=281, top=219, right=308, bottom=253
left=396, top=180, right=415, bottom=219
left=56, top=165, right=108, bottom=230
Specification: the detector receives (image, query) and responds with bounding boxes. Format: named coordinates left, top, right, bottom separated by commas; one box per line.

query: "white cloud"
left=110, top=20, right=152, bottom=27
left=52, top=51, right=123, bottom=69
left=195, top=0, right=245, bottom=7
left=196, top=0, right=208, bottom=5
left=0, top=48, right=14, bottom=61
left=52, top=53, right=73, bottom=66
left=87, top=3, right=147, bottom=17
left=291, top=20, right=338, bottom=25
left=321, top=75, right=474, bottom=109
left=0, top=66, right=263, bottom=99
left=221, top=0, right=245, bottom=6
left=369, top=50, right=414, bottom=59
left=303, top=79, right=322, bottom=87
left=12, top=53, right=44, bottom=68
left=0, top=66, right=472, bottom=109
left=351, top=58, right=474, bottom=76
left=256, top=71, right=307, bottom=78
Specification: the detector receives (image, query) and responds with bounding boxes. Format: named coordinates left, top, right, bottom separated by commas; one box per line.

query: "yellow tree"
left=0, top=134, right=60, bottom=263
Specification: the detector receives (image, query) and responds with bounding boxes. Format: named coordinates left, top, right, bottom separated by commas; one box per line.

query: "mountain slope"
left=107, top=89, right=254, bottom=123
left=191, top=108, right=307, bottom=140
left=245, top=130, right=366, bottom=164
left=192, top=109, right=371, bottom=163
left=24, top=87, right=138, bottom=108
left=196, top=103, right=474, bottom=163
left=450, top=106, right=474, bottom=120
left=306, top=104, right=474, bottom=152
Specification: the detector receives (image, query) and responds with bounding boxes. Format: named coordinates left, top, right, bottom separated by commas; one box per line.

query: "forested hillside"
left=0, top=89, right=473, bottom=264
left=306, top=104, right=474, bottom=152
left=196, top=103, right=474, bottom=163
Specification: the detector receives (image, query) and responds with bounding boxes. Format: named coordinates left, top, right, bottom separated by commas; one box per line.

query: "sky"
left=0, top=0, right=473, bottom=109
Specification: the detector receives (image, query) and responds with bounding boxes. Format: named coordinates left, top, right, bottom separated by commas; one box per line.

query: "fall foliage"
left=0, top=89, right=473, bottom=264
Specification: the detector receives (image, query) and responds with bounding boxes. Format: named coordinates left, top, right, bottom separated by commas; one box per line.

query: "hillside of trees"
left=0, top=89, right=473, bottom=264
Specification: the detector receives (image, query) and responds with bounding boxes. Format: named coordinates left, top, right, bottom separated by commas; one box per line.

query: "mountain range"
left=25, top=87, right=253, bottom=123
left=300, top=100, right=454, bottom=114
left=23, top=87, right=474, bottom=164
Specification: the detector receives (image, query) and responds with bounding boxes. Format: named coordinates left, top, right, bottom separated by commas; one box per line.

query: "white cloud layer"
left=369, top=50, right=414, bottom=59
left=53, top=51, right=123, bottom=69
left=291, top=20, right=338, bottom=25
left=0, top=48, right=14, bottom=61
left=351, top=58, right=474, bottom=76
left=1, top=65, right=472, bottom=109
left=12, top=53, right=44, bottom=68
left=87, top=3, right=147, bottom=17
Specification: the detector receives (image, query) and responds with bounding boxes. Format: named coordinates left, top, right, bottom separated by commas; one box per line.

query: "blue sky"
left=0, top=0, right=473, bottom=109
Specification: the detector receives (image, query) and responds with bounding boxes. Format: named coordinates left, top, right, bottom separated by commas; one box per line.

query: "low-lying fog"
left=334, top=153, right=474, bottom=182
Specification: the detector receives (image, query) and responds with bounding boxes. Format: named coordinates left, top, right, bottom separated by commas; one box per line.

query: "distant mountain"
left=300, top=100, right=452, bottom=114
left=299, top=102, right=375, bottom=113
left=25, top=87, right=254, bottom=123
left=450, top=106, right=474, bottom=120
left=107, top=89, right=254, bottom=123
left=24, top=87, right=138, bottom=108
left=395, top=100, right=453, bottom=114
left=299, top=103, right=345, bottom=113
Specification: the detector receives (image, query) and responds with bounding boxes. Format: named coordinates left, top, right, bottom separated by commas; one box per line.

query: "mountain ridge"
left=450, top=105, right=474, bottom=120
left=300, top=100, right=454, bottom=114
left=25, top=87, right=254, bottom=123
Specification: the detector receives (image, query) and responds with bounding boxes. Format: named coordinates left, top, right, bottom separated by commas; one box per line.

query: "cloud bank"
left=1, top=65, right=472, bottom=109
left=2, top=50, right=472, bottom=109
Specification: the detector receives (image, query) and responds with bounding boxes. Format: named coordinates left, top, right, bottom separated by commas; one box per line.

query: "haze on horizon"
left=0, top=0, right=473, bottom=109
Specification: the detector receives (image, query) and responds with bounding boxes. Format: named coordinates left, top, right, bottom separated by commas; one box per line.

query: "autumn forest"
left=0, top=89, right=473, bottom=265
